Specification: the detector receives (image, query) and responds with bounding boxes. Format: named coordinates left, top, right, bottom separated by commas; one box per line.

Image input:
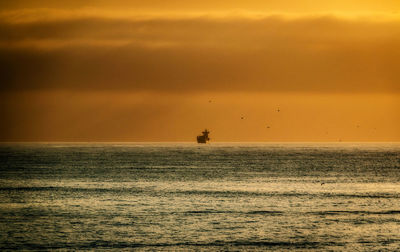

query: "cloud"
left=1, top=0, right=399, bottom=14
left=0, top=14, right=399, bottom=93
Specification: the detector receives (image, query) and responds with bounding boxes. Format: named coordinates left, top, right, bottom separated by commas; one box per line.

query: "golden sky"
left=0, top=1, right=399, bottom=141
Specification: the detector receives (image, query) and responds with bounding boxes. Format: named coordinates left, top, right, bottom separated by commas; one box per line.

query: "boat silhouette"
left=197, top=129, right=210, bottom=143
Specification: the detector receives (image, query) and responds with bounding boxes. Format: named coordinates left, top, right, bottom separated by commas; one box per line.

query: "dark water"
left=0, top=143, right=399, bottom=251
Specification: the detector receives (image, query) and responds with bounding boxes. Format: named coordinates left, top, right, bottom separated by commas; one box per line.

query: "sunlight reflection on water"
left=0, top=143, right=399, bottom=250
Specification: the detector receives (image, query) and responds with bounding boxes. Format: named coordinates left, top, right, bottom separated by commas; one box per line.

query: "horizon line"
left=1, top=141, right=399, bottom=144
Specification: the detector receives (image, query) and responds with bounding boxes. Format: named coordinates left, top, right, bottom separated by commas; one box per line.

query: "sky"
left=0, top=1, right=399, bottom=141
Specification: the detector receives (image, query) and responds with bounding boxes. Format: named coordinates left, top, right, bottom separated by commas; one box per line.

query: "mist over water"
left=0, top=143, right=399, bottom=251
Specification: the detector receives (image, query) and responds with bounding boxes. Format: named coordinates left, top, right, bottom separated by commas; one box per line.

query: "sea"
left=0, top=142, right=399, bottom=251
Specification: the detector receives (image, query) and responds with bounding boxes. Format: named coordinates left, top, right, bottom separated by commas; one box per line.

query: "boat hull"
left=197, top=136, right=208, bottom=143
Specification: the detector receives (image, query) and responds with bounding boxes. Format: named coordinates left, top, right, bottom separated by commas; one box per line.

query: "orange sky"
left=0, top=1, right=399, bottom=141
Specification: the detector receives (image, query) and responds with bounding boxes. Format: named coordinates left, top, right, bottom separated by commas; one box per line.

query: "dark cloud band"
left=0, top=16, right=399, bottom=93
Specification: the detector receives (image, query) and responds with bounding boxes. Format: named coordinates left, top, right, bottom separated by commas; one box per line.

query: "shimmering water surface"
left=0, top=143, right=400, bottom=251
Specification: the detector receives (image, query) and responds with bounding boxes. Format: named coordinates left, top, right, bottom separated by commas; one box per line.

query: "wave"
left=172, top=189, right=400, bottom=199
left=1, top=186, right=399, bottom=199
left=183, top=210, right=283, bottom=215
left=312, top=210, right=400, bottom=215
left=0, top=240, right=344, bottom=250
left=247, top=210, right=284, bottom=215
left=182, top=210, right=400, bottom=216
left=0, top=186, right=144, bottom=193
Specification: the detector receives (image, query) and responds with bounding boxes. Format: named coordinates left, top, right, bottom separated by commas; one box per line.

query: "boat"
left=197, top=129, right=210, bottom=143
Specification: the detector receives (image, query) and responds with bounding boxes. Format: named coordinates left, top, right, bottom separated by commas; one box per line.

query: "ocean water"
left=0, top=142, right=400, bottom=251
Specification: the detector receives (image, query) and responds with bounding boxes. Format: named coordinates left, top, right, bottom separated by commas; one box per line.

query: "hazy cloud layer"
left=1, top=91, right=399, bottom=141
left=1, top=0, right=399, bottom=14
left=1, top=14, right=399, bottom=93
